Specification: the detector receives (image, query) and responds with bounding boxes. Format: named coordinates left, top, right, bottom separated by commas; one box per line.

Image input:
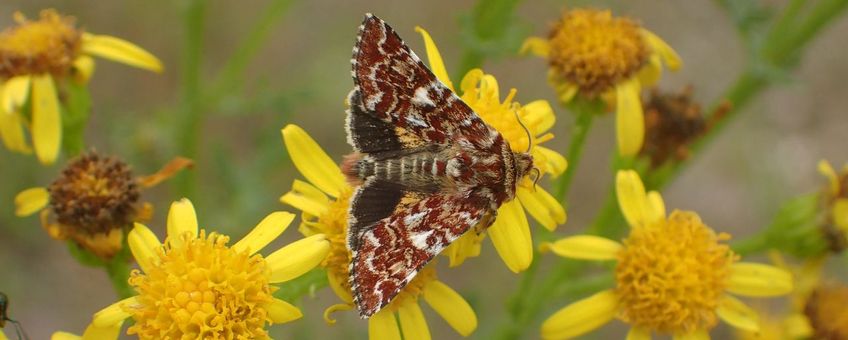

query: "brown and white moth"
left=343, top=14, right=534, bottom=318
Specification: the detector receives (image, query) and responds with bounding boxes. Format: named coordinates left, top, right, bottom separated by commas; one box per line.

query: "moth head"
left=514, top=152, right=534, bottom=181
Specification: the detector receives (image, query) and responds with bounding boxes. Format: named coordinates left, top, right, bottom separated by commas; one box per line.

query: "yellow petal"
left=266, top=234, right=330, bottom=283
left=328, top=271, right=355, bottom=303
left=280, top=180, right=331, bottom=217
left=818, top=159, right=839, bottom=195
left=641, top=29, right=682, bottom=71
left=832, top=198, right=848, bottom=231
left=627, top=327, right=651, bottom=340
left=128, top=223, right=162, bottom=273
left=72, top=55, right=96, bottom=84
left=785, top=313, right=813, bottom=338
left=460, top=69, right=485, bottom=95
left=166, top=198, right=198, bottom=247
left=398, top=301, right=431, bottom=340
left=517, top=186, right=566, bottom=231
left=423, top=280, right=477, bottom=336
left=2, top=75, right=31, bottom=113
left=727, top=263, right=793, bottom=297
left=0, top=329, right=7, bottom=340
left=31, top=75, right=61, bottom=165
left=488, top=199, right=532, bottom=273
left=282, top=125, right=346, bottom=198
left=540, top=236, right=622, bottom=261
left=232, top=211, right=295, bottom=254
left=555, top=81, right=579, bottom=104
left=672, top=329, right=709, bottom=340
left=323, top=302, right=354, bottom=324
left=369, top=309, right=402, bottom=340
left=93, top=296, right=137, bottom=327
left=414, top=26, right=453, bottom=91
left=443, top=231, right=484, bottom=267
left=264, top=298, right=303, bottom=324
left=616, top=170, right=652, bottom=227
left=615, top=78, right=644, bottom=157
left=82, top=320, right=123, bottom=340
left=536, top=146, right=568, bottom=177
left=716, top=295, right=759, bottom=332
left=520, top=37, right=550, bottom=58
left=82, top=33, right=163, bottom=73
left=136, top=157, right=194, bottom=188
left=637, top=54, right=662, bottom=87
left=645, top=191, right=666, bottom=223
left=523, top=100, right=555, bottom=134
left=541, top=289, right=618, bottom=340
left=51, top=331, right=80, bottom=340
left=14, top=187, right=49, bottom=217
left=0, top=109, right=31, bottom=153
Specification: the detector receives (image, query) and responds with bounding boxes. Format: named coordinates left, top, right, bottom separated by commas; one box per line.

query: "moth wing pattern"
left=349, top=178, right=494, bottom=317
left=348, top=14, right=500, bottom=154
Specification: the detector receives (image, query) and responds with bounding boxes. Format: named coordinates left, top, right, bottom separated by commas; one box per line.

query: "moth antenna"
left=531, top=168, right=541, bottom=191
left=514, top=110, right=533, bottom=153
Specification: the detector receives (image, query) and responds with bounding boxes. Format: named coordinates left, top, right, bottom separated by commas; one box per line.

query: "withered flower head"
left=48, top=151, right=139, bottom=235
left=640, top=86, right=729, bottom=167
left=804, top=282, right=848, bottom=339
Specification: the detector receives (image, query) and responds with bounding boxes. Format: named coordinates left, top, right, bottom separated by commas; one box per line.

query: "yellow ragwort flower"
left=414, top=26, right=567, bottom=272
left=280, top=125, right=477, bottom=340
left=53, top=198, right=330, bottom=339
left=14, top=151, right=191, bottom=260
left=522, top=8, right=681, bottom=157
left=539, top=170, right=793, bottom=339
left=0, top=9, right=162, bottom=164
left=818, top=160, right=848, bottom=252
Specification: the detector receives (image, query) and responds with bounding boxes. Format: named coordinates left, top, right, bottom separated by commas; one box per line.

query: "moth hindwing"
left=343, top=13, right=534, bottom=318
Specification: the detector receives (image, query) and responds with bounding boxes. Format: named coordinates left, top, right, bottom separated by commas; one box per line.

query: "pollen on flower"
left=0, top=9, right=82, bottom=78
left=640, top=86, right=730, bottom=167
left=315, top=188, right=355, bottom=292
left=48, top=151, right=139, bottom=235
left=126, top=230, right=276, bottom=339
left=804, top=282, right=848, bottom=339
left=547, top=9, right=649, bottom=96
left=615, top=210, right=738, bottom=335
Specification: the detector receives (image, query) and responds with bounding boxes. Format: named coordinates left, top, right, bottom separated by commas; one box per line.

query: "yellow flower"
left=415, top=26, right=567, bottom=272
left=540, top=170, right=793, bottom=339
left=0, top=9, right=162, bottom=164
left=58, top=198, right=329, bottom=339
left=14, top=152, right=191, bottom=260
left=818, top=160, right=848, bottom=252
left=522, top=8, right=681, bottom=157
left=280, top=125, right=477, bottom=340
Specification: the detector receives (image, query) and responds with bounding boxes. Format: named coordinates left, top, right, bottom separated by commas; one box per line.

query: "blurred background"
left=1, top=0, right=846, bottom=338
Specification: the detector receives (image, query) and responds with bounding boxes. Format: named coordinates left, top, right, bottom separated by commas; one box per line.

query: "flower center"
left=614, top=210, right=737, bottom=335
left=804, top=283, right=848, bottom=339
left=48, top=152, right=139, bottom=235
left=126, top=230, right=275, bottom=339
left=0, top=10, right=82, bottom=78
left=547, top=9, right=648, bottom=95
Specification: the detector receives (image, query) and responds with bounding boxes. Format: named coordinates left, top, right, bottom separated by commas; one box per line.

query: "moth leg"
left=473, top=210, right=497, bottom=235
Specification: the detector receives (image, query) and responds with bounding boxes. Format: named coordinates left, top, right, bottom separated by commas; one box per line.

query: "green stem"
left=105, top=253, right=134, bottom=299
left=554, top=101, right=598, bottom=201
left=175, top=0, right=207, bottom=198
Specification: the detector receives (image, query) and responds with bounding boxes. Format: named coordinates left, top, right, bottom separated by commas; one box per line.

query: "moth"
left=343, top=14, right=534, bottom=318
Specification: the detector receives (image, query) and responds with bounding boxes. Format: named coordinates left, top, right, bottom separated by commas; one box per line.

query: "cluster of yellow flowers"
left=2, top=6, right=845, bottom=340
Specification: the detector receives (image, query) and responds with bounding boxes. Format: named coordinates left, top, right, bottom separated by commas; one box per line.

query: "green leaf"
left=273, top=267, right=329, bottom=302
left=60, top=80, right=92, bottom=157
left=765, top=192, right=829, bottom=258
